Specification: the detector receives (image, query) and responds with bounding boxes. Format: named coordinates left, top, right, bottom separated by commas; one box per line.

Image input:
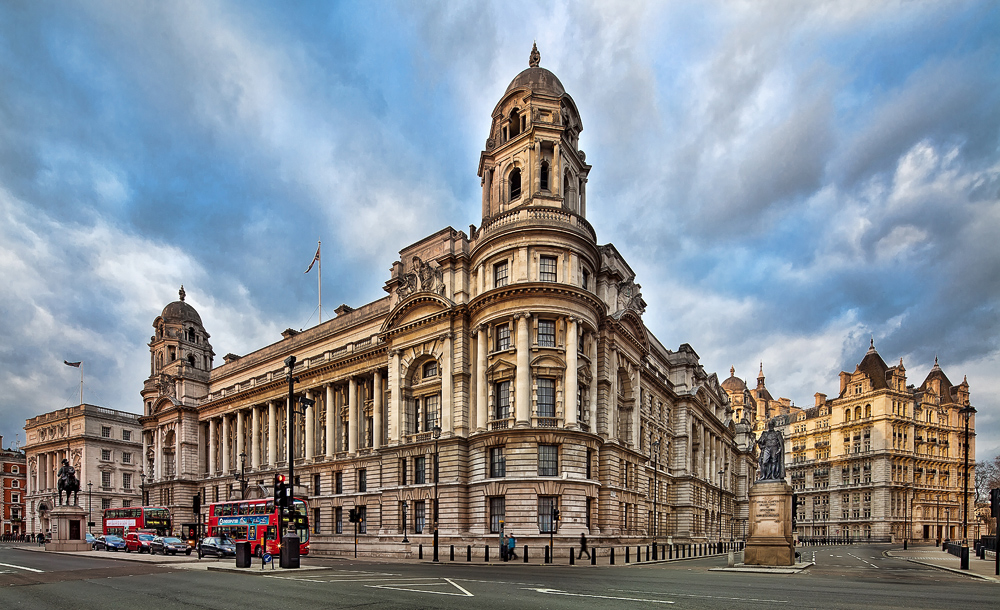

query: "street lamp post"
left=280, top=355, right=301, bottom=569
left=652, top=440, right=659, bottom=559
left=433, top=425, right=442, bottom=563
left=87, top=481, right=93, bottom=534
left=236, top=452, right=249, bottom=500
left=139, top=472, right=147, bottom=506
left=401, top=500, right=409, bottom=544
left=960, top=404, right=976, bottom=570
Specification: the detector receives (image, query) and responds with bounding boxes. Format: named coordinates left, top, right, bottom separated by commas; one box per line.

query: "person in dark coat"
left=578, top=532, right=591, bottom=559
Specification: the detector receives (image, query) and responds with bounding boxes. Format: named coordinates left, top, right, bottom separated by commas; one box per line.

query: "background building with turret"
left=136, top=46, right=749, bottom=555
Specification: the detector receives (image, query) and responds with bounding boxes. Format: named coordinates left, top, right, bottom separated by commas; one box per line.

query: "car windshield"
left=163, top=537, right=182, bottom=544
left=138, top=535, right=154, bottom=540
left=220, top=541, right=235, bottom=548
left=105, top=536, right=122, bottom=542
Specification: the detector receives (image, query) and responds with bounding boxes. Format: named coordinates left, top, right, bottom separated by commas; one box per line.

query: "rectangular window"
left=357, top=469, right=367, bottom=493
left=335, top=507, right=343, bottom=533
left=102, top=498, right=112, bottom=510
left=12, top=493, right=19, bottom=504
left=123, top=499, right=131, bottom=508
left=314, top=473, right=321, bottom=495
left=537, top=320, right=556, bottom=347
left=358, top=506, right=367, bottom=534
left=495, top=323, right=511, bottom=351
left=538, top=444, right=558, bottom=476
left=423, top=361, right=438, bottom=378
left=490, top=447, right=506, bottom=478
left=415, top=456, right=426, bottom=485
left=313, top=507, right=321, bottom=534
left=494, top=261, right=509, bottom=288
left=122, top=430, right=131, bottom=441
left=490, top=497, right=505, bottom=533
left=335, top=472, right=343, bottom=494
left=101, top=426, right=111, bottom=438
left=415, top=500, right=426, bottom=534
left=539, top=256, right=557, bottom=282
left=102, top=471, right=112, bottom=488
left=423, top=394, right=440, bottom=432
left=495, top=381, right=511, bottom=420
left=121, top=452, right=132, bottom=464
left=101, top=449, right=111, bottom=461
left=582, top=269, right=590, bottom=290
left=122, top=473, right=132, bottom=489
left=538, top=496, right=558, bottom=533
left=537, top=378, right=556, bottom=417
left=400, top=459, right=408, bottom=485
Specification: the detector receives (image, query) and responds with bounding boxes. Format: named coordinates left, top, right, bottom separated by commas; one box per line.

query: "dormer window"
left=509, top=168, right=521, bottom=200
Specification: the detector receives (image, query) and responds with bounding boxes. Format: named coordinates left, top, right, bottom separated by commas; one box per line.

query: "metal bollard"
left=450, top=545, right=455, bottom=561
left=467, top=545, right=471, bottom=562
left=419, top=544, right=423, bottom=559
left=545, top=545, right=550, bottom=564
left=591, top=548, right=597, bottom=565
left=625, top=546, right=630, bottom=563
left=611, top=547, right=616, bottom=565
left=485, top=545, right=489, bottom=562
left=570, top=549, right=575, bottom=565
left=523, top=545, right=528, bottom=563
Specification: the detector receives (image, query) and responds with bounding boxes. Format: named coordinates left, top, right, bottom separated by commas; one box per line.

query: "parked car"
left=150, top=536, right=192, bottom=556
left=85, top=533, right=97, bottom=548
left=197, top=536, right=236, bottom=558
left=95, top=535, right=126, bottom=551
left=124, top=532, right=156, bottom=553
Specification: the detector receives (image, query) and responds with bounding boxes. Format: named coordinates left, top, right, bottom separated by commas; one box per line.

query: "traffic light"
left=991, top=488, right=1000, bottom=519
left=274, top=474, right=286, bottom=509
left=349, top=508, right=358, bottom=523
left=552, top=508, right=560, bottom=521
left=193, top=493, right=201, bottom=515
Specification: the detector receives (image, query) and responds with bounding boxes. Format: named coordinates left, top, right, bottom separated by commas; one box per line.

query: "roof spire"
left=529, top=41, right=540, bottom=68
left=179, top=285, right=186, bottom=302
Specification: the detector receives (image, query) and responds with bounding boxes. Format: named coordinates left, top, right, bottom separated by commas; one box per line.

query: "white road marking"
left=612, top=588, right=789, bottom=603
left=848, top=553, right=879, bottom=569
left=366, top=577, right=474, bottom=597
left=0, top=562, right=43, bottom=573
left=525, top=588, right=675, bottom=604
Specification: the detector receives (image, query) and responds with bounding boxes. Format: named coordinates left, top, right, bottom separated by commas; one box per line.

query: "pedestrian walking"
left=508, top=533, right=517, bottom=560
left=501, top=533, right=509, bottom=561
left=578, top=532, right=591, bottom=559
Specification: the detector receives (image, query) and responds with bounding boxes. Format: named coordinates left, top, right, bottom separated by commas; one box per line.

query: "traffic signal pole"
left=280, top=355, right=300, bottom=569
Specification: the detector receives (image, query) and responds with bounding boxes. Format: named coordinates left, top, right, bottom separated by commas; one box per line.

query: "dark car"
left=150, top=536, right=192, bottom=556
left=197, top=536, right=236, bottom=558
left=95, top=535, right=126, bottom=551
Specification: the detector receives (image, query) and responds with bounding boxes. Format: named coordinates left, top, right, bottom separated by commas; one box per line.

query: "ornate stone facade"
left=138, top=48, right=745, bottom=554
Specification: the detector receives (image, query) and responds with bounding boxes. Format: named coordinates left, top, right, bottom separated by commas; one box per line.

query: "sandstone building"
left=773, top=341, right=975, bottom=542
left=138, top=46, right=747, bottom=554
left=23, top=405, right=143, bottom=536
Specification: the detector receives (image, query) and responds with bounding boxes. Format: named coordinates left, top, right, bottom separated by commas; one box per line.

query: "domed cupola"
left=478, top=43, right=591, bottom=222
left=141, top=286, right=214, bottom=415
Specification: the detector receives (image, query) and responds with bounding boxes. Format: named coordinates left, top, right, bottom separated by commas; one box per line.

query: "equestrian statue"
left=57, top=458, right=80, bottom=506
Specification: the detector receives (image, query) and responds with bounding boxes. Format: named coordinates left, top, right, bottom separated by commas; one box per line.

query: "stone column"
left=175, top=421, right=183, bottom=477
left=208, top=419, right=216, bottom=475
left=221, top=415, right=230, bottom=474
left=326, top=384, right=336, bottom=457
left=589, top=332, right=598, bottom=432
left=373, top=370, right=383, bottom=449
left=267, top=401, right=277, bottom=467
left=442, top=334, right=453, bottom=434
left=533, top=139, right=542, bottom=194
left=554, top=142, right=561, bottom=197
left=305, top=390, right=315, bottom=460
left=633, top=365, right=642, bottom=446
left=566, top=317, right=579, bottom=429
left=348, top=378, right=359, bottom=454
left=142, top=434, right=149, bottom=477
left=251, top=405, right=261, bottom=470
left=476, top=326, right=487, bottom=431
left=390, top=351, right=401, bottom=443
left=236, top=409, right=245, bottom=466
left=580, top=177, right=588, bottom=217
left=515, top=313, right=531, bottom=427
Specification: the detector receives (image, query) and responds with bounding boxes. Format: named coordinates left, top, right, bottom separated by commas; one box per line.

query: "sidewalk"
left=885, top=544, right=1000, bottom=583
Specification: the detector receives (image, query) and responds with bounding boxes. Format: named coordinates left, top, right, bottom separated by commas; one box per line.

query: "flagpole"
left=80, top=362, right=84, bottom=406
left=318, top=240, right=322, bottom=324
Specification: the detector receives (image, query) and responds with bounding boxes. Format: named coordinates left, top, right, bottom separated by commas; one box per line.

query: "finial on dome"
left=529, top=41, right=540, bottom=68
left=730, top=366, right=735, bottom=377
left=179, top=285, right=186, bottom=302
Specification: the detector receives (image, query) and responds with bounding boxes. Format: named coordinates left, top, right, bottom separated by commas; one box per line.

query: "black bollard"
left=625, top=546, right=629, bottom=563
left=524, top=545, right=528, bottom=563
left=570, top=549, right=575, bottom=565
left=647, top=545, right=651, bottom=561
left=419, top=544, right=423, bottom=559
left=611, top=547, right=615, bottom=565
left=450, top=545, right=455, bottom=561
left=467, top=545, right=472, bottom=562
left=485, top=545, right=489, bottom=562
left=545, top=545, right=550, bottom=564
left=591, top=548, right=597, bottom=565
left=637, top=545, right=642, bottom=561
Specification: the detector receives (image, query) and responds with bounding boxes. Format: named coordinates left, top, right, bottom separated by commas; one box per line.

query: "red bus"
left=206, top=498, right=309, bottom=557
left=102, top=506, right=172, bottom=536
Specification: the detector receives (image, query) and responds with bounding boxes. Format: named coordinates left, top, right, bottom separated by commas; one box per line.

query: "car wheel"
left=186, top=549, right=191, bottom=556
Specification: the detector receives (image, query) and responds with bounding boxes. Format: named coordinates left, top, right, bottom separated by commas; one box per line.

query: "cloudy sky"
left=1, top=1, right=997, bottom=461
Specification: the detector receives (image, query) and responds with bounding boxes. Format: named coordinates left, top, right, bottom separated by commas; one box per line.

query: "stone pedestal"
left=45, top=505, right=92, bottom=552
left=744, top=480, right=795, bottom=566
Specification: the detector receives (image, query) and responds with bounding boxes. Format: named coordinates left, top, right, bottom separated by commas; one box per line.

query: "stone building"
left=23, top=405, right=143, bottom=536
left=0, top=437, right=27, bottom=537
left=774, top=340, right=975, bottom=542
left=138, top=46, right=746, bottom=555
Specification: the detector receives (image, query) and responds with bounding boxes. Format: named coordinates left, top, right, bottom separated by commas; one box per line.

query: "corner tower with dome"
left=138, top=47, right=745, bottom=555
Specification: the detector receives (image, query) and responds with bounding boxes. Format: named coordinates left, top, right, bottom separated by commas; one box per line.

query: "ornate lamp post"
left=87, top=481, right=93, bottom=534
left=432, top=425, right=442, bottom=562
left=139, top=472, right=147, bottom=506
left=652, top=439, right=659, bottom=558
left=236, top=451, right=249, bottom=500
left=960, top=404, right=976, bottom=570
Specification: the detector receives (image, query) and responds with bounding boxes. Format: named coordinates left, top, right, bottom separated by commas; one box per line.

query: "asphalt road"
left=0, top=543, right=994, bottom=610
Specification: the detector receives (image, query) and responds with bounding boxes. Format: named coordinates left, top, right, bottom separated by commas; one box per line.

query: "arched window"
left=864, top=404, right=871, bottom=418
left=540, top=161, right=549, bottom=191
left=509, top=109, right=521, bottom=138
left=854, top=406, right=862, bottom=420
left=187, top=354, right=196, bottom=368
left=845, top=409, right=851, bottom=423
left=509, top=168, right=521, bottom=200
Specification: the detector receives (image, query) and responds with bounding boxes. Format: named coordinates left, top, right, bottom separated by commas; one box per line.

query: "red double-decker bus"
left=102, top=506, right=172, bottom=536
left=205, top=498, right=309, bottom=557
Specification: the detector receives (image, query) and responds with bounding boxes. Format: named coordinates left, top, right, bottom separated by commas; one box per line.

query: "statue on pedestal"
left=57, top=458, right=80, bottom=506
left=756, top=420, right=785, bottom=481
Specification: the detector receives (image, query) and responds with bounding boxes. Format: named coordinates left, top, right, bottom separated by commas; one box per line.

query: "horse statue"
left=57, top=459, right=80, bottom=506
